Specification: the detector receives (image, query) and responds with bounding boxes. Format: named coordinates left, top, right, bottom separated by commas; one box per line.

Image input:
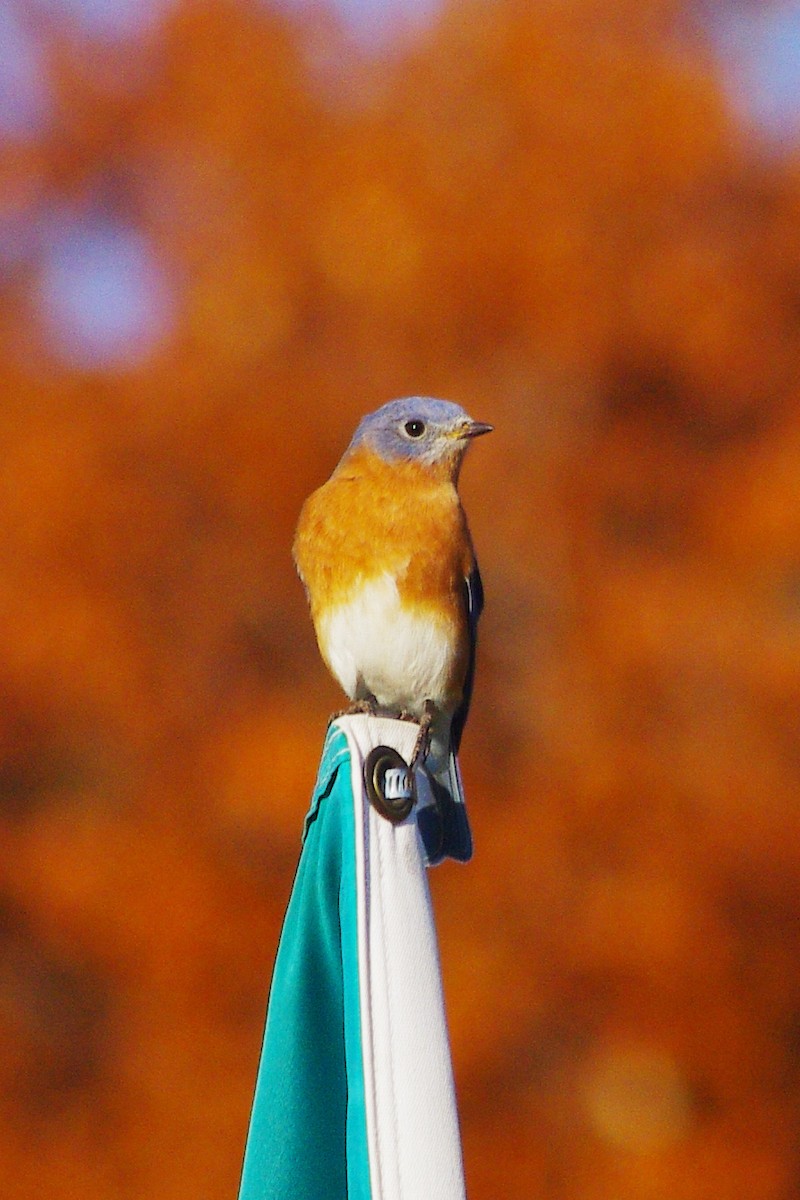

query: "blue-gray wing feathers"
left=422, top=563, right=482, bottom=864
left=451, top=563, right=483, bottom=754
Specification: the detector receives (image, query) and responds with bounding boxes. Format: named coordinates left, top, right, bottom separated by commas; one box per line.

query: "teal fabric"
left=239, top=725, right=371, bottom=1200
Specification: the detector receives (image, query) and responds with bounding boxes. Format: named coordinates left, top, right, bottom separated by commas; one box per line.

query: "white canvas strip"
left=336, top=715, right=467, bottom=1200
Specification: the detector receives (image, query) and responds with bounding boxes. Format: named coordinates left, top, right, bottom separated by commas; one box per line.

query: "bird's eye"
left=404, top=420, right=426, bottom=439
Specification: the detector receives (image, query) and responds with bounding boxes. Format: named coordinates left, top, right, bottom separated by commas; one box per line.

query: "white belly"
left=318, top=573, right=457, bottom=714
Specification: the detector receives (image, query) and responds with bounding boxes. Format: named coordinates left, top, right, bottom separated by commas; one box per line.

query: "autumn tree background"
left=2, top=0, right=800, bottom=1195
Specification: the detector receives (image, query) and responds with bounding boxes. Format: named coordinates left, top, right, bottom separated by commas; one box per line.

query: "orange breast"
left=293, top=446, right=475, bottom=690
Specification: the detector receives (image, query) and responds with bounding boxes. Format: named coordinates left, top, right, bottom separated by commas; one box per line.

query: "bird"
left=293, top=396, right=492, bottom=862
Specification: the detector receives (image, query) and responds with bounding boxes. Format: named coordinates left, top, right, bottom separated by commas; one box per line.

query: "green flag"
left=239, top=715, right=466, bottom=1200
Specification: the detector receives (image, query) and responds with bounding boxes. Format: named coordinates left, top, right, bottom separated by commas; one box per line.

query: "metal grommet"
left=364, top=746, right=414, bottom=824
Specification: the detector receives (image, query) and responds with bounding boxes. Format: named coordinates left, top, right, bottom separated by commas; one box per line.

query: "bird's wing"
left=450, top=561, right=483, bottom=754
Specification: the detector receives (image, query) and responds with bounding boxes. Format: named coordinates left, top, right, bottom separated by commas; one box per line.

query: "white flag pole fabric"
left=239, top=714, right=467, bottom=1200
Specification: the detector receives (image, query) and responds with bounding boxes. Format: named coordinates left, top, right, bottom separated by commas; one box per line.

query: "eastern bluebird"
left=293, top=397, right=492, bottom=860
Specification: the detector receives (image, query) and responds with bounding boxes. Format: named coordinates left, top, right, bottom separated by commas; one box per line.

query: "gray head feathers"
left=345, top=396, right=491, bottom=468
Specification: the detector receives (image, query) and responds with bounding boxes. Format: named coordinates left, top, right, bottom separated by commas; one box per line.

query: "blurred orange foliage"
left=2, top=1, right=800, bottom=1196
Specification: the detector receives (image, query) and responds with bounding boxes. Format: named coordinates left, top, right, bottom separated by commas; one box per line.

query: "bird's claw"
left=331, top=697, right=378, bottom=719
left=410, top=700, right=436, bottom=772
left=332, top=698, right=436, bottom=775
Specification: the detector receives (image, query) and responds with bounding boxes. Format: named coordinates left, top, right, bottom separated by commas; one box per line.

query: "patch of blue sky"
left=263, top=0, right=443, bottom=47
left=0, top=3, right=50, bottom=140
left=706, top=1, right=800, bottom=145
left=34, top=0, right=177, bottom=44
left=35, top=212, right=176, bottom=371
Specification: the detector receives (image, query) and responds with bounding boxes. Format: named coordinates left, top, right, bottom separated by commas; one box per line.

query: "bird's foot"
left=331, top=696, right=378, bottom=719
left=410, top=700, right=436, bottom=772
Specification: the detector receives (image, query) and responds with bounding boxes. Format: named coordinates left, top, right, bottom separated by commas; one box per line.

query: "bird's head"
left=345, top=397, right=492, bottom=479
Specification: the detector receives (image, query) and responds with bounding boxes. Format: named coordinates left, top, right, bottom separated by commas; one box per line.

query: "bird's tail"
left=415, top=748, right=473, bottom=865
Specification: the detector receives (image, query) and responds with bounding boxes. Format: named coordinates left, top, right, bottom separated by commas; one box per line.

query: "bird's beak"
left=463, top=420, right=493, bottom=439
